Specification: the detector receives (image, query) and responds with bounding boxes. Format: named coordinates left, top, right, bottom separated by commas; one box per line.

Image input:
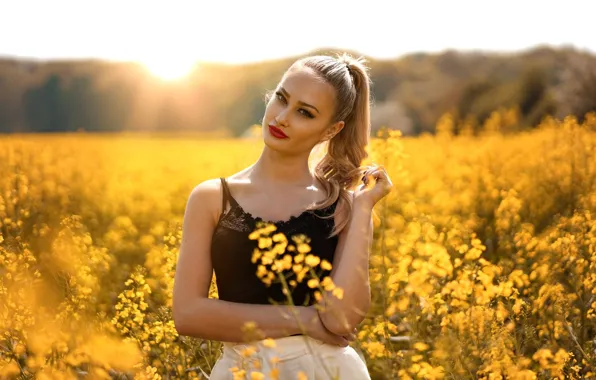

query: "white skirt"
left=209, top=335, right=371, bottom=379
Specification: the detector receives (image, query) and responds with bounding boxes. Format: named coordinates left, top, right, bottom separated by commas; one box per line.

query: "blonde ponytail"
left=294, top=53, right=372, bottom=236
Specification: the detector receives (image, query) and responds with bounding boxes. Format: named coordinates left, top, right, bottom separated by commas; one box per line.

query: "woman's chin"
left=263, top=136, right=293, bottom=152
left=263, top=138, right=282, bottom=150
left=263, top=133, right=285, bottom=145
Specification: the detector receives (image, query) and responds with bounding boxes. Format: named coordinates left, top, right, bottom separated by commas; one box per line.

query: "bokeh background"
left=1, top=1, right=596, bottom=379
left=1, top=0, right=595, bottom=137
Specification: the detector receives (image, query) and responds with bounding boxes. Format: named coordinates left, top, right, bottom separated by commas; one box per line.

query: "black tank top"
left=210, top=177, right=339, bottom=306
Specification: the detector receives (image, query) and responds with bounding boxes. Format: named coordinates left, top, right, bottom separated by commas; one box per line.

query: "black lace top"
left=211, top=177, right=339, bottom=306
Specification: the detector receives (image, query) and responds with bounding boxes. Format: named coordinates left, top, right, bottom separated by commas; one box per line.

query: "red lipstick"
left=268, top=125, right=289, bottom=139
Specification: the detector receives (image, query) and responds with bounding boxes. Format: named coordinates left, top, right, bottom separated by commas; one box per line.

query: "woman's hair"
left=291, top=53, right=372, bottom=236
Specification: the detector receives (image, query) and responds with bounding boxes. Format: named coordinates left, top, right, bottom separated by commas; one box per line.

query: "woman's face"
left=261, top=66, right=344, bottom=155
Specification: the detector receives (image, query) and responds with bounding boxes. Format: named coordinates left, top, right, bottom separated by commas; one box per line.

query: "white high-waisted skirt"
left=208, top=335, right=371, bottom=379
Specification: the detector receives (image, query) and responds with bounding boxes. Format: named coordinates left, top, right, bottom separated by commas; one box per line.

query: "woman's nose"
left=275, top=110, right=290, bottom=127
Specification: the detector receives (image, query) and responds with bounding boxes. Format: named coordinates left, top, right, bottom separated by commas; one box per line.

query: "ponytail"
left=297, top=54, right=371, bottom=236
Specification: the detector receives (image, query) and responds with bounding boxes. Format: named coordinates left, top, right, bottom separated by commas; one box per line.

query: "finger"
left=363, top=165, right=382, bottom=174
left=362, top=171, right=371, bottom=186
left=370, top=168, right=393, bottom=185
left=363, top=168, right=391, bottom=189
left=361, top=165, right=378, bottom=177
left=364, top=171, right=393, bottom=193
left=368, top=166, right=387, bottom=176
left=362, top=167, right=381, bottom=181
left=361, top=168, right=372, bottom=182
left=364, top=168, right=388, bottom=182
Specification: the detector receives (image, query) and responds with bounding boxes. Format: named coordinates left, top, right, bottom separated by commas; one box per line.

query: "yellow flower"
left=321, top=276, right=335, bottom=291
left=0, top=362, right=20, bottom=378
left=256, top=265, right=267, bottom=278
left=397, top=296, right=409, bottom=311
left=262, top=272, right=275, bottom=286
left=261, top=255, right=273, bottom=266
left=263, top=224, right=277, bottom=234
left=251, top=372, right=265, bottom=380
left=281, top=254, right=293, bottom=270
left=242, top=321, right=258, bottom=332
left=258, top=237, right=273, bottom=249
left=332, top=287, right=344, bottom=300
left=272, top=233, right=287, bottom=242
left=269, top=368, right=280, bottom=380
left=263, top=338, right=276, bottom=348
left=364, top=341, right=386, bottom=359
left=297, top=267, right=309, bottom=283
left=269, top=356, right=280, bottom=365
left=297, top=243, right=311, bottom=253
left=241, top=346, right=257, bottom=357
left=233, top=369, right=247, bottom=380
left=307, top=279, right=319, bottom=288
left=297, top=371, right=308, bottom=380
left=305, top=255, right=320, bottom=267
left=251, top=249, right=262, bottom=263
left=320, top=259, right=332, bottom=270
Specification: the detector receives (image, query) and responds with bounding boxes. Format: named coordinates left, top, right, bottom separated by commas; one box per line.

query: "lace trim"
left=217, top=199, right=338, bottom=234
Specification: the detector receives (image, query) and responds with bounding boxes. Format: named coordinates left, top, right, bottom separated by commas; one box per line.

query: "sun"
left=141, top=58, right=197, bottom=81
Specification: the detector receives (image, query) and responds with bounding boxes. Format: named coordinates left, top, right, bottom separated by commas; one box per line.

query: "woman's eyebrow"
left=279, top=87, right=320, bottom=114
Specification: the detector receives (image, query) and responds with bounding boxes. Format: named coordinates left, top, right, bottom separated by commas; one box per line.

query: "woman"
left=173, top=53, right=392, bottom=379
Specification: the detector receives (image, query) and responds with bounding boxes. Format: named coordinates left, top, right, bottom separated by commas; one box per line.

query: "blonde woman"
left=173, top=53, right=392, bottom=379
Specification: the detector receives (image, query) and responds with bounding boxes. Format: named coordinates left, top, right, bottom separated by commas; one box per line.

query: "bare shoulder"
left=189, top=178, right=223, bottom=201
left=190, top=178, right=222, bottom=194
left=186, top=178, right=225, bottom=225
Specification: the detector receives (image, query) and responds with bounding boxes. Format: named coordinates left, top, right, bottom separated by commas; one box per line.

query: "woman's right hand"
left=301, top=306, right=356, bottom=347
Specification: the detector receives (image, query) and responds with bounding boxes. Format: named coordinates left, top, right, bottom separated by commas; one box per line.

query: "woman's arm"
left=316, top=197, right=373, bottom=336
left=317, top=166, right=393, bottom=336
left=172, top=179, right=348, bottom=344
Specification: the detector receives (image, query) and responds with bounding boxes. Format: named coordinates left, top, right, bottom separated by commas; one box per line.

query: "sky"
left=1, top=0, right=595, bottom=69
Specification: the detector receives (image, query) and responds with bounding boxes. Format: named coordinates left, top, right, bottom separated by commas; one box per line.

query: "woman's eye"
left=275, top=92, right=286, bottom=103
left=300, top=109, right=314, bottom=118
left=275, top=91, right=313, bottom=118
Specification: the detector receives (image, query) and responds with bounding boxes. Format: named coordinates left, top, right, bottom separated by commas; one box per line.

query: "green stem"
left=278, top=269, right=337, bottom=380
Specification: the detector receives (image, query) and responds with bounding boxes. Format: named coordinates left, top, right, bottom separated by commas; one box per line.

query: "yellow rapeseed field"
left=1, top=111, right=595, bottom=379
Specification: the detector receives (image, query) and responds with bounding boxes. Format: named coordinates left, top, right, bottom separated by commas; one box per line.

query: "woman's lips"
left=268, top=125, right=289, bottom=139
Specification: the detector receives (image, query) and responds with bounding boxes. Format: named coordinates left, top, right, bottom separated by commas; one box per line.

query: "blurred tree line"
left=0, top=46, right=594, bottom=136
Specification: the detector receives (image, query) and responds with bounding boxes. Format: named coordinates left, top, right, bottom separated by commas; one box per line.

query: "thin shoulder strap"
left=219, top=177, right=238, bottom=212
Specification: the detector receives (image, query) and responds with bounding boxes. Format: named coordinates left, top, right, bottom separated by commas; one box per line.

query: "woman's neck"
left=249, top=147, right=314, bottom=187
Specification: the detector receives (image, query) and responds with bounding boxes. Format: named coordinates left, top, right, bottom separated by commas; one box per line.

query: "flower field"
left=1, top=113, right=595, bottom=379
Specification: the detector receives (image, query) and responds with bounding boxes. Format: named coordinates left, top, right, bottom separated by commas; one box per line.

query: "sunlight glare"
left=141, top=57, right=197, bottom=81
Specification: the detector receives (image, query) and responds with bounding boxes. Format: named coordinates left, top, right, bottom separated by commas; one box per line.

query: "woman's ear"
left=321, top=121, right=345, bottom=142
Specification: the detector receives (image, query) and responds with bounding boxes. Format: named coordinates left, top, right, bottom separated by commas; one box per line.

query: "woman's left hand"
left=354, top=165, right=393, bottom=208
